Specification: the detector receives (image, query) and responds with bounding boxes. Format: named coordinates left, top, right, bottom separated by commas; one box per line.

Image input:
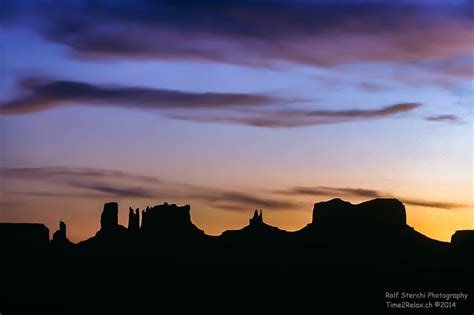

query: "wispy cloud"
left=67, top=181, right=157, bottom=199
left=0, top=78, right=421, bottom=128
left=171, top=103, right=422, bottom=128
left=357, top=82, right=386, bottom=93
left=0, top=167, right=160, bottom=183
left=276, top=186, right=384, bottom=199
left=425, top=114, right=460, bottom=123
left=400, top=198, right=464, bottom=210
left=275, top=186, right=465, bottom=210
left=0, top=167, right=297, bottom=211
left=193, top=191, right=296, bottom=211
left=2, top=167, right=464, bottom=211
left=0, top=78, right=282, bottom=115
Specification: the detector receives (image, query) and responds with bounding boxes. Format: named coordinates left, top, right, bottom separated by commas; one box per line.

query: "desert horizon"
left=1, top=190, right=472, bottom=243
left=1, top=1, right=473, bottom=313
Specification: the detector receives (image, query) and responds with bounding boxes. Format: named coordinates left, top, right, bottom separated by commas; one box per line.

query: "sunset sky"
left=0, top=0, right=472, bottom=242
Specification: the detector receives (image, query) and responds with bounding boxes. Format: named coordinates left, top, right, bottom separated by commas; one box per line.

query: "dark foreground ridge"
left=1, top=198, right=473, bottom=314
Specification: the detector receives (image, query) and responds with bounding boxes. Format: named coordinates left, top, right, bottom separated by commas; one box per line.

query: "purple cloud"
left=275, top=186, right=465, bottom=210
left=171, top=103, right=422, bottom=128
left=425, top=114, right=460, bottom=123
left=1, top=1, right=472, bottom=73
left=0, top=78, right=421, bottom=128
left=0, top=78, right=282, bottom=115
left=0, top=166, right=298, bottom=211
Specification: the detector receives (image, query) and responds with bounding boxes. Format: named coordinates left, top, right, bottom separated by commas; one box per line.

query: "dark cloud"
left=195, top=191, right=297, bottom=210
left=277, top=186, right=385, bottom=198
left=67, top=181, right=157, bottom=199
left=171, top=102, right=421, bottom=127
left=425, top=114, right=460, bottom=123
left=0, top=78, right=282, bottom=115
left=0, top=78, right=420, bottom=127
left=0, top=167, right=160, bottom=184
left=2, top=166, right=466, bottom=211
left=319, top=187, right=383, bottom=198
left=305, top=103, right=420, bottom=118
left=276, top=186, right=465, bottom=210
left=205, top=203, right=248, bottom=212
left=400, top=198, right=465, bottom=210
left=2, top=1, right=473, bottom=72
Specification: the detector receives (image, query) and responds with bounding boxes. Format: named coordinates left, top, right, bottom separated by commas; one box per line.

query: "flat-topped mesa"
left=451, top=230, right=474, bottom=252
left=0, top=223, right=49, bottom=251
left=312, top=198, right=406, bottom=227
left=141, top=202, right=194, bottom=232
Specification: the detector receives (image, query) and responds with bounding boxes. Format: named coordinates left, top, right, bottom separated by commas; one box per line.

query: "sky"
left=0, top=0, right=472, bottom=242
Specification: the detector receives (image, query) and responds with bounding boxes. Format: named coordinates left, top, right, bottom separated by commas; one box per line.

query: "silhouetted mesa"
left=290, top=198, right=454, bottom=267
left=141, top=202, right=204, bottom=237
left=300, top=198, right=409, bottom=246
left=312, top=198, right=406, bottom=227
left=0, top=223, right=49, bottom=253
left=451, top=230, right=474, bottom=255
left=451, top=230, right=474, bottom=245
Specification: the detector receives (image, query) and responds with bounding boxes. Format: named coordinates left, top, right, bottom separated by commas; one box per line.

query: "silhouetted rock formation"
left=141, top=202, right=204, bottom=237
left=451, top=230, right=474, bottom=261
left=301, top=198, right=409, bottom=243
left=1, top=198, right=470, bottom=268
left=76, top=202, right=128, bottom=254
left=0, top=223, right=49, bottom=253
left=221, top=209, right=288, bottom=253
left=128, top=207, right=140, bottom=231
left=53, top=221, right=67, bottom=241
left=100, top=202, right=119, bottom=231
left=293, top=198, right=449, bottom=267
left=451, top=230, right=474, bottom=247
left=303, top=198, right=410, bottom=244
left=96, top=202, right=127, bottom=237
left=312, top=198, right=406, bottom=227
left=51, top=221, right=73, bottom=251
left=249, top=209, right=263, bottom=225
left=224, top=209, right=283, bottom=235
